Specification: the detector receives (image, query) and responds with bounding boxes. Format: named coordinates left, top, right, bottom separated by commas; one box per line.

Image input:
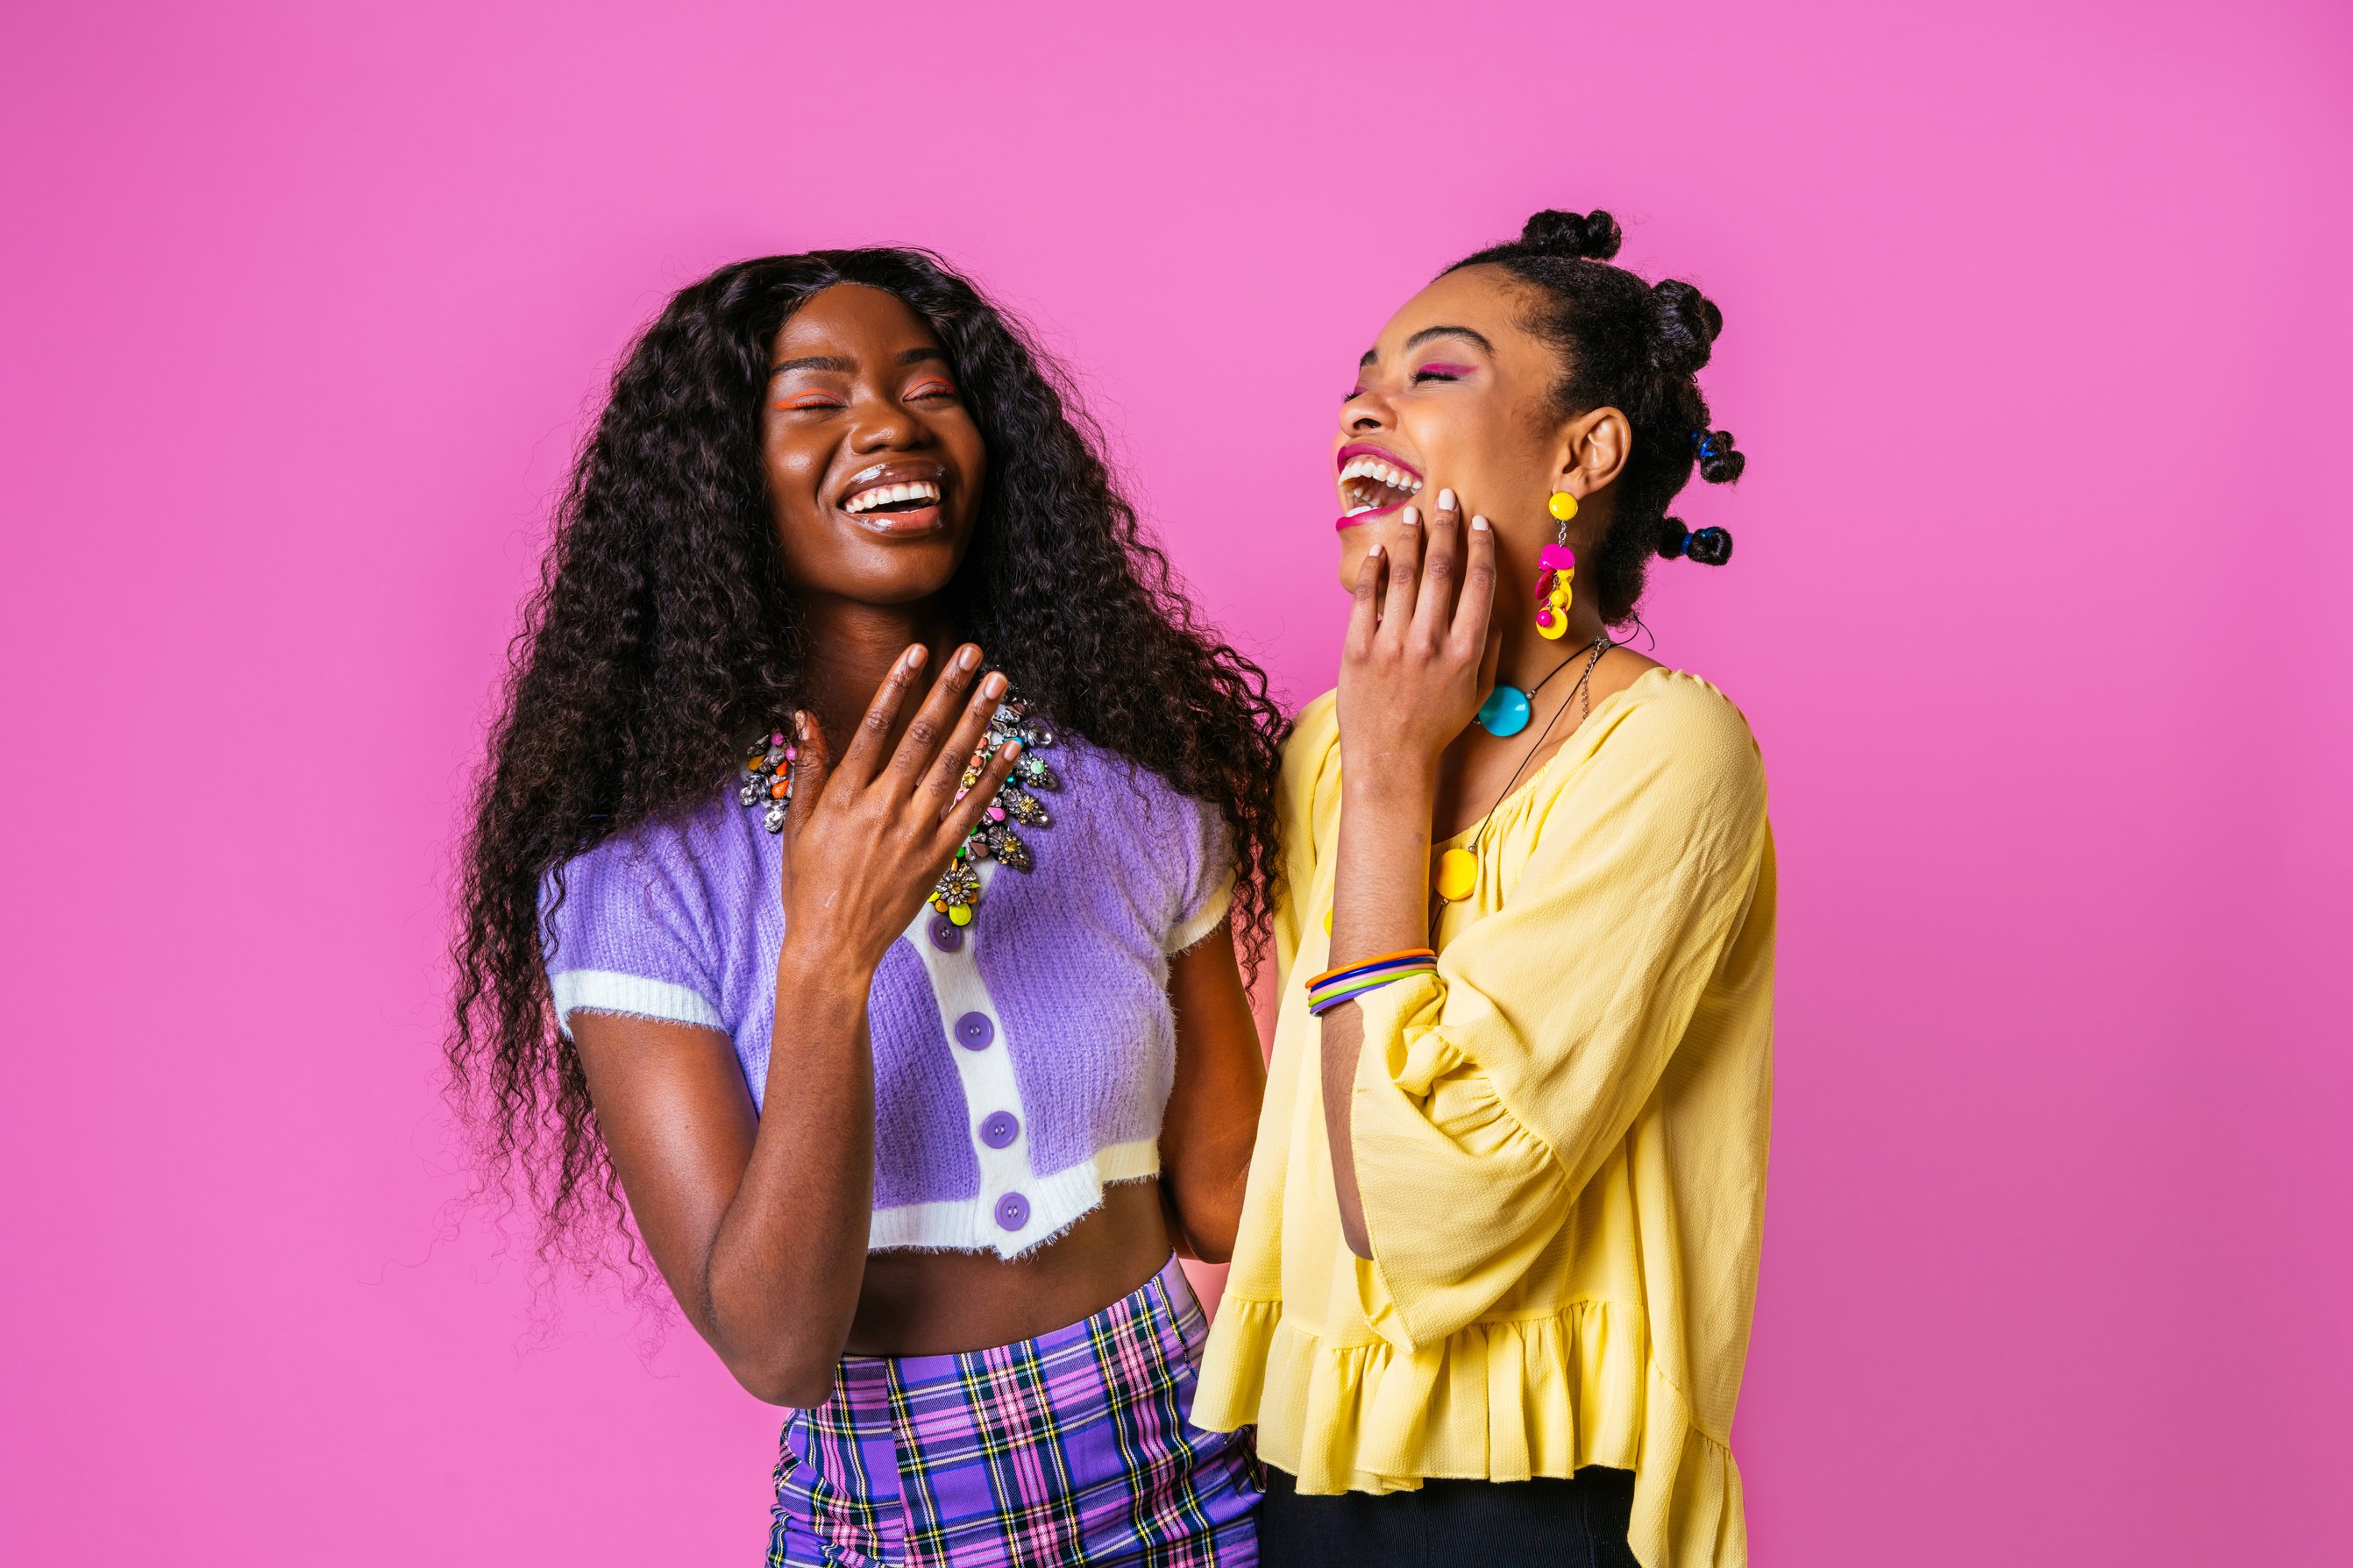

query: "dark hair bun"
left=1519, top=209, right=1622, bottom=262
left=1693, top=428, right=1746, bottom=485
left=1656, top=518, right=1735, bottom=566
left=1649, top=280, right=1724, bottom=374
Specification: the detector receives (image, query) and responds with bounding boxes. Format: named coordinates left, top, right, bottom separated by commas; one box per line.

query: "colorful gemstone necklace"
left=740, top=681, right=1063, bottom=929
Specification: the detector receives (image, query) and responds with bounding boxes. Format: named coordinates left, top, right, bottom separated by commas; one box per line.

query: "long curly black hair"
left=1447, top=209, right=1747, bottom=624
left=448, top=248, right=1287, bottom=1265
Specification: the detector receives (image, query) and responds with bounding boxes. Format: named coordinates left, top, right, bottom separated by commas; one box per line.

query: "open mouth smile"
left=1333, top=443, right=1425, bottom=529
left=837, top=463, right=949, bottom=535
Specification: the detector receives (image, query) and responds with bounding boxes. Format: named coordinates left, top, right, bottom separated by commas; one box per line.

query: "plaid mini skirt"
left=768, top=1256, right=1260, bottom=1567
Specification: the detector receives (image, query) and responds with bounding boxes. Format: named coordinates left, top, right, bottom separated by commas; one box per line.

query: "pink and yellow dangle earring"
left=1535, top=491, right=1577, bottom=641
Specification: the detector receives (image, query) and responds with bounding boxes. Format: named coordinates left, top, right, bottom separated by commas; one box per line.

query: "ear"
left=1552, top=406, right=1632, bottom=500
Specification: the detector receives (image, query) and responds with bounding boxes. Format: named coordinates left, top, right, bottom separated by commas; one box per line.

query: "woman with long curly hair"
left=448, top=249, right=1277, bottom=1564
left=1193, top=210, right=1774, bottom=1568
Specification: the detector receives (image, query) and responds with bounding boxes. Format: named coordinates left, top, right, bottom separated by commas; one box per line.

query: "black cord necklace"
left=1434, top=636, right=1610, bottom=904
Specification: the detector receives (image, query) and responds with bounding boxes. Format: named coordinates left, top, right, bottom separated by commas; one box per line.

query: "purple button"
left=979, top=1110, right=1019, bottom=1149
left=954, top=1011, right=994, bottom=1050
left=928, top=915, right=963, bottom=953
left=994, top=1192, right=1030, bottom=1231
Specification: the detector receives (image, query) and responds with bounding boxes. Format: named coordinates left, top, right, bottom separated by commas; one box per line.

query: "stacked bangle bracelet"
left=1307, top=948, right=1439, bottom=1016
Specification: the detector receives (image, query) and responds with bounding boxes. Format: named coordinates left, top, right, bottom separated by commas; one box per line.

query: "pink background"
left=4, top=2, right=2349, bottom=1562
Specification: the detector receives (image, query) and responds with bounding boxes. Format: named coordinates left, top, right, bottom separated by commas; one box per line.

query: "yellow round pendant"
left=1433, top=848, right=1479, bottom=902
left=1547, top=491, right=1579, bottom=522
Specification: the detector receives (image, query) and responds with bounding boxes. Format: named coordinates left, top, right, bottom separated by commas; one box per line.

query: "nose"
left=848, top=389, right=928, bottom=454
left=1340, top=384, right=1394, bottom=436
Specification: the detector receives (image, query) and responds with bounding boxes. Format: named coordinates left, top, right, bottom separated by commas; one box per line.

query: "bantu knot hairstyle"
left=1693, top=428, right=1745, bottom=486
left=1658, top=519, right=1734, bottom=565
left=1445, top=209, right=1747, bottom=619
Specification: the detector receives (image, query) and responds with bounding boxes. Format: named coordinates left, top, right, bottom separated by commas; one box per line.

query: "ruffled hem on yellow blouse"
left=1195, top=1295, right=1747, bottom=1568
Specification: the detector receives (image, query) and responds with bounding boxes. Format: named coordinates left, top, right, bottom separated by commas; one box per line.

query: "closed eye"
left=773, top=394, right=845, bottom=411
left=906, top=378, right=958, bottom=401
left=1412, top=362, right=1475, bottom=383
left=1340, top=385, right=1368, bottom=403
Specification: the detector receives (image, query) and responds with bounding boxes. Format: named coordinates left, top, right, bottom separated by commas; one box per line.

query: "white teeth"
left=1337, top=455, right=1424, bottom=510
left=1337, top=456, right=1421, bottom=494
left=843, top=480, right=942, bottom=514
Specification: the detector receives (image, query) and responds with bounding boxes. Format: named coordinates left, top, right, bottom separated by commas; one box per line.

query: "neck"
left=1493, top=600, right=1608, bottom=690
left=797, top=592, right=963, bottom=743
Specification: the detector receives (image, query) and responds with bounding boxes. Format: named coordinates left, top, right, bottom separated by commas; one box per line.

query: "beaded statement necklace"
left=740, top=682, right=1063, bottom=929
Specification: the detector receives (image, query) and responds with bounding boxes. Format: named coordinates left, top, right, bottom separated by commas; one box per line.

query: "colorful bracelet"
left=1307, top=947, right=1439, bottom=1016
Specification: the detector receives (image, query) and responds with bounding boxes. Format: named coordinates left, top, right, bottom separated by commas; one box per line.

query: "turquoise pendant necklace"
left=1475, top=685, right=1532, bottom=737
left=1475, top=650, right=1583, bottom=738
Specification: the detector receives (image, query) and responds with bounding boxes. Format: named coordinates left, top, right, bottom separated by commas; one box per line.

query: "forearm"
left=1320, top=771, right=1440, bottom=1258
left=1160, top=1158, right=1250, bottom=1263
left=1157, top=923, right=1266, bottom=1266
left=703, top=938, right=877, bottom=1403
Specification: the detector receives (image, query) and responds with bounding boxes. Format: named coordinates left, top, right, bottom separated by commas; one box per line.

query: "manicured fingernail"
left=1401, top=505, right=1419, bottom=527
left=904, top=644, right=927, bottom=669
left=1438, top=488, right=1456, bottom=511
left=1367, top=542, right=1383, bottom=557
left=957, top=645, right=979, bottom=670
left=1471, top=514, right=1489, bottom=531
left=982, top=671, right=1007, bottom=698
left=1004, top=741, right=1024, bottom=759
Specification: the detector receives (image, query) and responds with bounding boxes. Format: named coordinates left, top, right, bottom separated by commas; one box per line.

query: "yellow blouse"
left=1194, top=669, right=1775, bottom=1568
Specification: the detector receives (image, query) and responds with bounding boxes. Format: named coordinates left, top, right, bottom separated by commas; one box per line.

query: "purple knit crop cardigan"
left=540, top=738, right=1233, bottom=1258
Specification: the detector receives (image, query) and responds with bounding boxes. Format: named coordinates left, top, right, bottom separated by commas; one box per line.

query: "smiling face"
left=761, top=283, right=988, bottom=606
left=1333, top=265, right=1589, bottom=592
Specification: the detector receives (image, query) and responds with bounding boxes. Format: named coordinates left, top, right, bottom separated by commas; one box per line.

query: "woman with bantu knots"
left=1195, top=209, right=1773, bottom=1568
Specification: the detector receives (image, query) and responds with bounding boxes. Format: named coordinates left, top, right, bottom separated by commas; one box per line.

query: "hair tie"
left=1686, top=526, right=1734, bottom=565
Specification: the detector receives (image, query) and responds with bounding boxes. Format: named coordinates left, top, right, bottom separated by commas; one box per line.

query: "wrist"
left=775, top=933, right=878, bottom=997
left=1340, top=763, right=1439, bottom=812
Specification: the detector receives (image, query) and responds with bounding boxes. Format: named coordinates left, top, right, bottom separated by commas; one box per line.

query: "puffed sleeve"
left=538, top=819, right=729, bottom=1039
left=1167, top=791, right=1237, bottom=954
left=1271, top=693, right=1340, bottom=976
left=1347, top=682, right=1770, bottom=1350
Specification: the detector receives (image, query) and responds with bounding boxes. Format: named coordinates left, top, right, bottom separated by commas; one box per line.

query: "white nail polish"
left=1402, top=505, right=1419, bottom=527
left=1471, top=515, right=1490, bottom=531
left=1368, top=543, right=1384, bottom=557
left=1439, top=488, right=1456, bottom=511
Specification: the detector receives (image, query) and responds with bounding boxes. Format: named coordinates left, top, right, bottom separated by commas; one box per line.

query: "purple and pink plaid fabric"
left=769, top=1257, right=1259, bottom=1566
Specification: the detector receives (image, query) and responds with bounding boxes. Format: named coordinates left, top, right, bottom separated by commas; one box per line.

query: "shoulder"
left=1285, top=690, right=1340, bottom=767
left=1052, top=736, right=1226, bottom=862
left=1280, top=691, right=1343, bottom=797
left=1047, top=737, right=1233, bottom=943
left=544, top=793, right=755, bottom=925
left=1575, top=667, right=1767, bottom=819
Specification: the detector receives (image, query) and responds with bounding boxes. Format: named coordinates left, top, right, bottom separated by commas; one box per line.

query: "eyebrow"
left=770, top=346, right=949, bottom=376
left=1359, top=324, right=1496, bottom=367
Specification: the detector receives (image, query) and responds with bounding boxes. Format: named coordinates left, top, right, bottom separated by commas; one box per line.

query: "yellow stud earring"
left=1547, top=492, right=1579, bottom=523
